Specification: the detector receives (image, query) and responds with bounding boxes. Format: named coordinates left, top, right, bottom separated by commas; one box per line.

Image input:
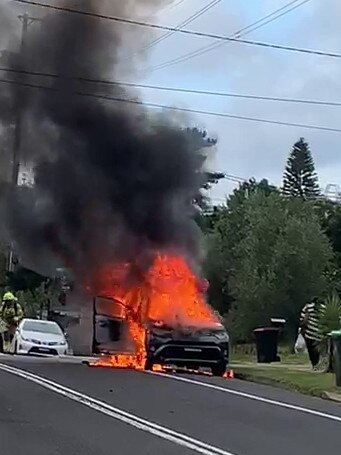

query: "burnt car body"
left=92, top=297, right=229, bottom=376
left=145, top=321, right=229, bottom=376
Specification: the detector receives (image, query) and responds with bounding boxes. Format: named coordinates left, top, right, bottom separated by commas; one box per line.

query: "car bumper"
left=17, top=341, right=68, bottom=356
left=147, top=341, right=229, bottom=367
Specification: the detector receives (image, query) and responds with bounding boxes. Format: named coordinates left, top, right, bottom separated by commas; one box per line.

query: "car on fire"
left=144, top=320, right=229, bottom=376
left=92, top=296, right=229, bottom=376
left=9, top=318, right=69, bottom=356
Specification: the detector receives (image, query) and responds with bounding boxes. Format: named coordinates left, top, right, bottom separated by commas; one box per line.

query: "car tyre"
left=211, top=361, right=227, bottom=377
left=144, top=357, right=154, bottom=371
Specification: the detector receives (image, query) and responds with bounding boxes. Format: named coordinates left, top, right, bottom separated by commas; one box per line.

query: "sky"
left=132, top=0, right=341, bottom=202
left=1, top=0, right=341, bottom=202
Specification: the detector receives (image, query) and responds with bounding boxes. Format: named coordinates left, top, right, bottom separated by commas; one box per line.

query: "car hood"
left=21, top=330, right=65, bottom=343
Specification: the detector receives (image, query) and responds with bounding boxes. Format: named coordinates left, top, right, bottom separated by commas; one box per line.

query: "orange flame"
left=89, top=254, right=218, bottom=370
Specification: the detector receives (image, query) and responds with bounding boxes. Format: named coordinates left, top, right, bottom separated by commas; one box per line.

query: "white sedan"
left=9, top=319, right=68, bottom=356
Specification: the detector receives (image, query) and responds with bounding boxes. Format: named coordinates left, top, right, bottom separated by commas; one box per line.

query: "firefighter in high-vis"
left=0, top=292, right=24, bottom=345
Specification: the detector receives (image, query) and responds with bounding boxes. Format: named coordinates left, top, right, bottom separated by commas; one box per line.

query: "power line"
left=235, top=0, right=311, bottom=37
left=120, top=0, right=194, bottom=61
left=165, top=0, right=187, bottom=11
left=1, top=66, right=339, bottom=108
left=146, top=0, right=221, bottom=50
left=13, top=0, right=341, bottom=60
left=1, top=77, right=341, bottom=133
left=151, top=0, right=312, bottom=71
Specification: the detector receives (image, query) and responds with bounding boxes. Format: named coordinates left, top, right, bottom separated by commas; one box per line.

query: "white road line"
left=150, top=372, right=341, bottom=424
left=0, top=363, right=236, bottom=455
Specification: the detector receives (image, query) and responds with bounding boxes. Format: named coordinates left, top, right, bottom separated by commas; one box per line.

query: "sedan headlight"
left=21, top=336, right=38, bottom=343
left=50, top=340, right=67, bottom=346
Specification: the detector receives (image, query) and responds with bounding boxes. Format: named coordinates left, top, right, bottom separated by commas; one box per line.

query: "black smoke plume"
left=0, top=0, right=205, bottom=287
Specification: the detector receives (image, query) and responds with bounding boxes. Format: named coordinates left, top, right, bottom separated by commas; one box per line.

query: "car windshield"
left=22, top=320, right=62, bottom=335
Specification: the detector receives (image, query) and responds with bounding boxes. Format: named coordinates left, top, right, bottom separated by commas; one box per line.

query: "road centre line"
left=0, top=363, right=236, bottom=455
left=150, top=372, right=341, bottom=424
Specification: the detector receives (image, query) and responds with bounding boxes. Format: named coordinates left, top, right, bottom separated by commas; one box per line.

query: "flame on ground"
left=89, top=254, right=218, bottom=370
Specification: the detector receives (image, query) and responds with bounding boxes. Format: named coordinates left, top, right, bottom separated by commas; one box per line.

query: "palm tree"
left=317, top=293, right=341, bottom=371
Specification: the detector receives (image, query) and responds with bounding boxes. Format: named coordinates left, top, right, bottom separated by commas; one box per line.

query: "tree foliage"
left=204, top=230, right=232, bottom=315
left=318, top=293, right=341, bottom=340
left=186, top=128, right=224, bottom=209
left=16, top=282, right=58, bottom=319
left=315, top=199, right=341, bottom=259
left=6, top=266, right=48, bottom=292
left=282, top=138, right=320, bottom=199
left=205, top=188, right=333, bottom=342
left=316, top=293, right=341, bottom=371
left=203, top=179, right=278, bottom=318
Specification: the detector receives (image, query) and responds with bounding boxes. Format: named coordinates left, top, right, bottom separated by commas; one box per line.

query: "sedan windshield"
left=22, top=320, right=62, bottom=335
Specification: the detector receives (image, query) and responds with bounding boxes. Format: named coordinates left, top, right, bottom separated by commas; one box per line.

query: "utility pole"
left=12, top=13, right=40, bottom=186
left=8, top=12, right=41, bottom=273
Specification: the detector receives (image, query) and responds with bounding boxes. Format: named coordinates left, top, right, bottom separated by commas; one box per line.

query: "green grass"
left=231, top=346, right=341, bottom=398
left=233, top=365, right=338, bottom=398
left=231, top=348, right=341, bottom=397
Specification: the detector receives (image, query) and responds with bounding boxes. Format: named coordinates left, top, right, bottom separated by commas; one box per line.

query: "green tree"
left=270, top=198, right=332, bottom=339
left=186, top=128, right=224, bottom=209
left=283, top=138, right=320, bottom=199
left=317, top=293, right=341, bottom=371
left=211, top=179, right=278, bottom=261
left=3, top=265, right=56, bottom=318
left=318, top=293, right=341, bottom=340
left=311, top=198, right=341, bottom=295
left=6, top=266, right=48, bottom=292
left=208, top=192, right=332, bottom=342
left=16, top=281, right=58, bottom=318
left=230, top=178, right=278, bottom=203
left=315, top=199, right=341, bottom=260
left=204, top=230, right=232, bottom=315
left=203, top=179, right=278, bottom=316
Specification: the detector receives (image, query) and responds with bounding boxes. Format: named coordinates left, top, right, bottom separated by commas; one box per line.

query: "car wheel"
left=144, top=357, right=154, bottom=371
left=211, top=361, right=227, bottom=377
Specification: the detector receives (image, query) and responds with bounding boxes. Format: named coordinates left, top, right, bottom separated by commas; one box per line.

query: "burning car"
left=92, top=306, right=229, bottom=376
left=88, top=255, right=228, bottom=375
left=145, top=320, right=229, bottom=376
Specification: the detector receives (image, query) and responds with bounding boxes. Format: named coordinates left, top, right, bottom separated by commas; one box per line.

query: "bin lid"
left=330, top=329, right=341, bottom=337
left=254, top=327, right=279, bottom=332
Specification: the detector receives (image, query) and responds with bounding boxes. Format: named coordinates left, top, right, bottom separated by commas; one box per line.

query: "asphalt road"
left=0, top=355, right=340, bottom=455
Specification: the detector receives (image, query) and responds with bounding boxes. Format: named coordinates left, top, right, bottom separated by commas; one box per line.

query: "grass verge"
left=231, top=347, right=341, bottom=398
left=233, top=363, right=340, bottom=399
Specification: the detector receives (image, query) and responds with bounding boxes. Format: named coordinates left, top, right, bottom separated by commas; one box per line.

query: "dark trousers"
left=305, top=337, right=320, bottom=367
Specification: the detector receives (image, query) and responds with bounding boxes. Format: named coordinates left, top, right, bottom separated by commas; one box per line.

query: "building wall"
left=50, top=288, right=94, bottom=356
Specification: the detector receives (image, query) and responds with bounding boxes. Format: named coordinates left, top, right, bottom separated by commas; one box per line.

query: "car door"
left=93, top=297, right=126, bottom=354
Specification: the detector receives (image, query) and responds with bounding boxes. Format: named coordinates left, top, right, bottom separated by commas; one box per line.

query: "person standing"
left=299, top=299, right=325, bottom=369
left=0, top=292, right=24, bottom=344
